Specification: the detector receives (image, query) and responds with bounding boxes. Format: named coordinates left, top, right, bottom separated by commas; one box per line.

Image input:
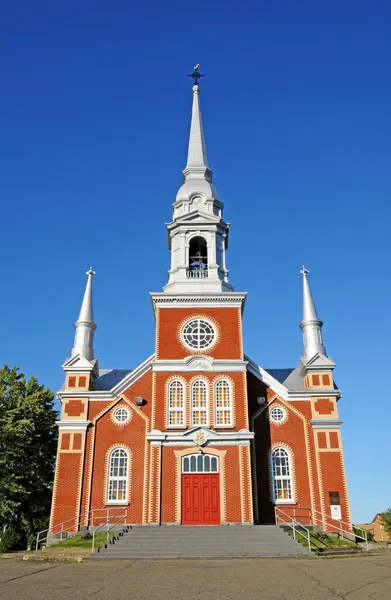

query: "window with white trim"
left=191, top=380, right=208, bottom=426
left=168, top=380, right=184, bottom=426
left=107, top=448, right=128, bottom=502
left=215, top=380, right=232, bottom=426
left=114, top=407, right=130, bottom=424
left=270, top=406, right=285, bottom=423
left=182, top=318, right=216, bottom=350
left=271, top=448, right=293, bottom=502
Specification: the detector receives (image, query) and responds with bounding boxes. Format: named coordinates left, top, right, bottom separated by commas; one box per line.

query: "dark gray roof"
left=94, top=369, right=133, bottom=391
left=264, top=367, right=306, bottom=392
left=264, top=368, right=295, bottom=384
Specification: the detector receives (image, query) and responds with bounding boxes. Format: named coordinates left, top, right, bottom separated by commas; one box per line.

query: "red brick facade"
left=49, top=78, right=351, bottom=534
left=50, top=296, right=351, bottom=532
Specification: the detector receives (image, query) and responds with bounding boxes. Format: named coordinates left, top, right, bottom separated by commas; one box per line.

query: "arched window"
left=188, top=236, right=208, bottom=278
left=168, top=380, right=184, bottom=426
left=107, top=448, right=129, bottom=503
left=182, top=454, right=218, bottom=473
left=215, top=380, right=232, bottom=426
left=271, top=448, right=293, bottom=502
left=191, top=380, right=208, bottom=426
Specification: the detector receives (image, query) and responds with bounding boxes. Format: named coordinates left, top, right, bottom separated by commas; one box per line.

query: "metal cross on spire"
left=188, top=64, right=204, bottom=86
left=86, top=266, right=96, bottom=277
left=300, top=265, right=309, bottom=276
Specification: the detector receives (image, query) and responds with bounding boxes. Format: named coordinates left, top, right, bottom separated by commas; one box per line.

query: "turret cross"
left=188, top=64, right=204, bottom=85
left=300, top=265, right=309, bottom=276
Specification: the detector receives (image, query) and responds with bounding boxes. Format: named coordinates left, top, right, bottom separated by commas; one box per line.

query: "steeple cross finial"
left=300, top=265, right=309, bottom=276
left=86, top=266, right=96, bottom=277
left=188, top=64, right=204, bottom=86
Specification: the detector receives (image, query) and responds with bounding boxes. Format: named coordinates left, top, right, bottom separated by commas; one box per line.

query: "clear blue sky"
left=0, top=1, right=390, bottom=524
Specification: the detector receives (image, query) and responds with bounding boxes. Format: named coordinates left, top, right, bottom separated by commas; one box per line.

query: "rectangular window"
left=215, top=380, right=232, bottom=426
left=192, top=380, right=208, bottom=426
left=322, top=374, right=331, bottom=386
left=168, top=380, right=184, bottom=426
left=107, top=449, right=128, bottom=502
left=272, top=448, right=293, bottom=502
left=312, top=374, right=320, bottom=386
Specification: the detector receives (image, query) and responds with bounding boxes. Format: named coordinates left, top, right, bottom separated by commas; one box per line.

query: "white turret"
left=299, top=266, right=326, bottom=361
left=164, top=67, right=233, bottom=293
left=71, top=267, right=97, bottom=360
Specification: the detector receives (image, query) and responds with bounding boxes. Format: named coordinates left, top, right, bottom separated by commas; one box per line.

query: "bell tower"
left=164, top=67, right=233, bottom=293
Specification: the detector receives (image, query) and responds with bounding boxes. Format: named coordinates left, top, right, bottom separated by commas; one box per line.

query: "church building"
left=50, top=71, right=351, bottom=531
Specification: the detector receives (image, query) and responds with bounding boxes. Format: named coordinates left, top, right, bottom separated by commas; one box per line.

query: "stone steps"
left=91, top=525, right=311, bottom=559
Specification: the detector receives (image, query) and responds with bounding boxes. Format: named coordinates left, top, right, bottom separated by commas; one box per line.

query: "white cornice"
left=289, top=389, right=341, bottom=399
left=152, top=357, right=248, bottom=373
left=147, top=426, right=254, bottom=446
left=150, top=292, right=247, bottom=315
left=310, top=419, right=343, bottom=429
left=56, top=420, right=90, bottom=431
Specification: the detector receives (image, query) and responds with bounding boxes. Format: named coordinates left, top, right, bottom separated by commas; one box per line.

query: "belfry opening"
left=188, top=236, right=208, bottom=278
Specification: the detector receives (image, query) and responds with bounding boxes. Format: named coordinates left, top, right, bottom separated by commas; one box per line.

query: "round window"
left=114, top=407, right=130, bottom=424
left=270, top=406, right=285, bottom=423
left=181, top=318, right=216, bottom=350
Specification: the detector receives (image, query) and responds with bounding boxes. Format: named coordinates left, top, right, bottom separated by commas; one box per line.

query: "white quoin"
left=71, top=268, right=97, bottom=360
left=164, top=84, right=233, bottom=293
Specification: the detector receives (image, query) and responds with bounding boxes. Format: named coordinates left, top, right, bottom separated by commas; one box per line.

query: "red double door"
left=181, top=474, right=220, bottom=525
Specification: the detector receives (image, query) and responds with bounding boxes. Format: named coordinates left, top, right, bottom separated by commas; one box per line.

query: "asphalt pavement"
left=1, top=551, right=391, bottom=600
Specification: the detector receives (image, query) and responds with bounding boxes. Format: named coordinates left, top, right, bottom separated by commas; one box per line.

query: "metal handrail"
left=91, top=513, right=128, bottom=554
left=311, top=508, right=368, bottom=550
left=35, top=507, right=126, bottom=552
left=275, top=507, right=312, bottom=553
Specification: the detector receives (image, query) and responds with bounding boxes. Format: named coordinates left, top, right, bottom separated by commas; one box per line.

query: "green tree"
left=0, top=365, right=57, bottom=548
left=380, top=508, right=391, bottom=537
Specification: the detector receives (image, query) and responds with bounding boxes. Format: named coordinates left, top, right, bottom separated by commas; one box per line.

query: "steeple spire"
left=183, top=66, right=212, bottom=184
left=299, top=266, right=326, bottom=360
left=71, top=267, right=97, bottom=360
left=163, top=68, right=233, bottom=293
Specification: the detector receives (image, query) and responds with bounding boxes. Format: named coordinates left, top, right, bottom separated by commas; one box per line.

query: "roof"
left=264, top=368, right=306, bottom=392
left=94, top=369, right=133, bottom=391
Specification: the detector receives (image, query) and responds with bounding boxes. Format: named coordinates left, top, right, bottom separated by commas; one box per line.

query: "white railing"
left=275, top=506, right=368, bottom=551
left=275, top=507, right=313, bottom=554
left=91, top=513, right=128, bottom=554
left=312, top=508, right=368, bottom=550
left=187, top=269, right=208, bottom=279
left=35, top=507, right=127, bottom=552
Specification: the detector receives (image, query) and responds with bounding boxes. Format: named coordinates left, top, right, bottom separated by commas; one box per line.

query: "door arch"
left=181, top=453, right=220, bottom=525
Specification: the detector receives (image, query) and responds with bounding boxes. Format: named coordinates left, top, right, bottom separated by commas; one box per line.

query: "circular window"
left=114, top=407, right=130, bottom=424
left=270, top=406, right=285, bottom=423
left=182, top=318, right=216, bottom=350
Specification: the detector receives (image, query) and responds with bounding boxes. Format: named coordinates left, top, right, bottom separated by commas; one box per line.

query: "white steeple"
left=164, top=67, right=233, bottom=293
left=71, top=267, right=97, bottom=360
left=299, top=266, right=326, bottom=360
left=184, top=84, right=211, bottom=180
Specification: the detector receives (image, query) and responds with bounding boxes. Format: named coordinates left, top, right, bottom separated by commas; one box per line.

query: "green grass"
left=287, top=529, right=358, bottom=550
left=53, top=531, right=117, bottom=549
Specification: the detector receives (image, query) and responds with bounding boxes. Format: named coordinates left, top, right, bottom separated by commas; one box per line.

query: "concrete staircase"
left=91, top=525, right=311, bottom=559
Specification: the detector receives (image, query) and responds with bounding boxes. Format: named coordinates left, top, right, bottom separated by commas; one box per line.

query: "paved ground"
left=1, top=552, right=391, bottom=600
